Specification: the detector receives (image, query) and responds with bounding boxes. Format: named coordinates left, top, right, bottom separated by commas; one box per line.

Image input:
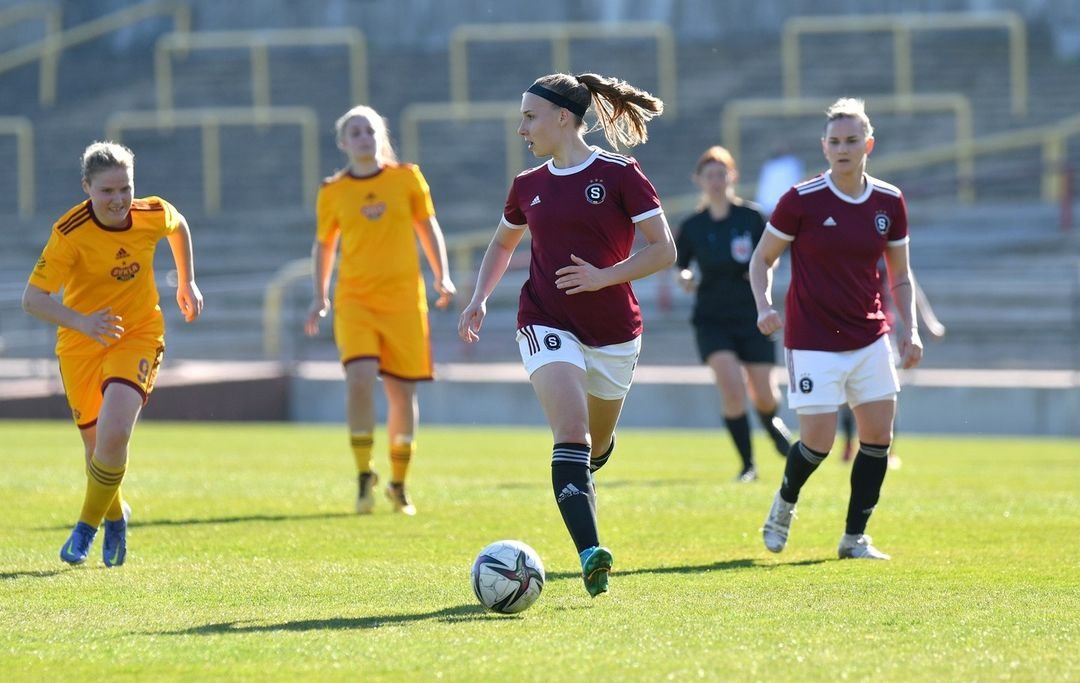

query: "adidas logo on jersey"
left=557, top=483, right=583, bottom=503
left=115, top=248, right=130, bottom=259
left=530, top=195, right=541, bottom=206
left=823, top=217, right=837, bottom=227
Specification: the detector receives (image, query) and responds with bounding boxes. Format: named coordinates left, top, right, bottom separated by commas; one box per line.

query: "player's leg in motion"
left=532, top=363, right=610, bottom=597
left=587, top=393, right=623, bottom=474
left=763, top=411, right=836, bottom=553
left=707, top=351, right=756, bottom=480
left=62, top=384, right=142, bottom=565
left=383, top=376, right=418, bottom=516
left=81, top=426, right=132, bottom=559
left=345, top=360, right=379, bottom=514
left=838, top=399, right=896, bottom=560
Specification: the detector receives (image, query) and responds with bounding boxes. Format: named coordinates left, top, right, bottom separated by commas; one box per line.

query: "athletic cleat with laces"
left=762, top=490, right=797, bottom=553
left=385, top=481, right=416, bottom=516
left=356, top=471, right=379, bottom=514
left=102, top=501, right=131, bottom=568
left=735, top=467, right=758, bottom=483
left=579, top=545, right=613, bottom=597
left=59, top=521, right=98, bottom=565
left=838, top=534, right=891, bottom=560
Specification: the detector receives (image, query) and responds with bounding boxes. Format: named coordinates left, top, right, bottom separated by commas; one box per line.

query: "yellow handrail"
left=0, top=116, right=34, bottom=218
left=105, top=107, right=319, bottom=215
left=449, top=21, right=677, bottom=116
left=782, top=12, right=1028, bottom=118
left=154, top=27, right=369, bottom=129
left=0, top=0, right=189, bottom=108
left=262, top=256, right=312, bottom=357
left=722, top=94, right=976, bottom=202
left=400, top=101, right=524, bottom=186
left=869, top=112, right=1080, bottom=202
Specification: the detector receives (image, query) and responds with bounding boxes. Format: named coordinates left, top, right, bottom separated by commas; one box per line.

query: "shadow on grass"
left=0, top=568, right=69, bottom=580
left=34, top=511, right=357, bottom=532
left=496, top=478, right=706, bottom=491
left=545, top=556, right=830, bottom=581
left=159, top=603, right=497, bottom=635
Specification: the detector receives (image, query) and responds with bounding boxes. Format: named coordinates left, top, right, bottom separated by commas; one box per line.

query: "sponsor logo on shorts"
left=798, top=375, right=814, bottom=394
left=543, top=333, right=562, bottom=351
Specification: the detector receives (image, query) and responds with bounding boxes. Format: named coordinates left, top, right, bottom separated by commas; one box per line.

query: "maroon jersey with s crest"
left=503, top=148, right=662, bottom=346
left=767, top=171, right=909, bottom=352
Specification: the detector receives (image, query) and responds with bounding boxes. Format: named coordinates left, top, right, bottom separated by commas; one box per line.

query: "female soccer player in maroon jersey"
left=749, top=98, right=924, bottom=560
left=305, top=105, right=456, bottom=516
left=458, top=73, right=676, bottom=597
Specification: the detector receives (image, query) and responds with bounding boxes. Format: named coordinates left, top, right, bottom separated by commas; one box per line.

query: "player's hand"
left=80, top=307, right=124, bottom=346
left=433, top=276, right=457, bottom=310
left=304, top=298, right=330, bottom=337
left=458, top=299, right=486, bottom=343
left=176, top=281, right=203, bottom=323
left=899, top=330, right=924, bottom=369
left=756, top=308, right=783, bottom=336
left=555, top=254, right=606, bottom=294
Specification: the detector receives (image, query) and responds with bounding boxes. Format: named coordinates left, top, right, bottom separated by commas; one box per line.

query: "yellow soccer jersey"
left=29, top=197, right=181, bottom=356
left=316, top=163, right=435, bottom=311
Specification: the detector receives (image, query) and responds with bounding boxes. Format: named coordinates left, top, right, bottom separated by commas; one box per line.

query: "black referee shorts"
left=693, top=320, right=777, bottom=364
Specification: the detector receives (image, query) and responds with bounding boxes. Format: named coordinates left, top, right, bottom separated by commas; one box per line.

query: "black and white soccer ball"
left=470, top=540, right=545, bottom=614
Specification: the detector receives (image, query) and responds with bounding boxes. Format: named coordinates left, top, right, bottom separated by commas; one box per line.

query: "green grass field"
left=1, top=420, right=1077, bottom=681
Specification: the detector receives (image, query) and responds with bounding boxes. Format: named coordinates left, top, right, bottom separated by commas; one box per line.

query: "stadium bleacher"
left=0, top=0, right=1077, bottom=399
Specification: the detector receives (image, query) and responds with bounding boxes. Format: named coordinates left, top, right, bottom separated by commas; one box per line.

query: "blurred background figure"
left=675, top=145, right=791, bottom=482
left=754, top=145, right=806, bottom=217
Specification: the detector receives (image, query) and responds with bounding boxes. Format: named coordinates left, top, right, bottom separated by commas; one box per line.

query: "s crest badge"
left=874, top=211, right=890, bottom=236
left=584, top=182, right=606, bottom=205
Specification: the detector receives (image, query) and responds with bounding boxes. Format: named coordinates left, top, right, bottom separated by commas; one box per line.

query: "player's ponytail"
left=529, top=73, right=664, bottom=150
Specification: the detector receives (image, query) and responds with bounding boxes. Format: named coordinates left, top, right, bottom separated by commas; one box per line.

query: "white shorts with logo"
left=516, top=324, right=640, bottom=400
left=785, top=335, right=900, bottom=414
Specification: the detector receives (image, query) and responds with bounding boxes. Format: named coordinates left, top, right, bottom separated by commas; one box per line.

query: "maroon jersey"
left=767, top=172, right=909, bottom=352
left=503, top=148, right=663, bottom=346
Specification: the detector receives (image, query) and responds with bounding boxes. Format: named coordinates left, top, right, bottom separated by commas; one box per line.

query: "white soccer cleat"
left=838, top=534, right=891, bottom=560
left=762, top=490, right=797, bottom=553
left=356, top=471, right=378, bottom=514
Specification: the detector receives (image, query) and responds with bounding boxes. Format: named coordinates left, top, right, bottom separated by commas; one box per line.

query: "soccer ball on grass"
left=470, top=540, right=545, bottom=613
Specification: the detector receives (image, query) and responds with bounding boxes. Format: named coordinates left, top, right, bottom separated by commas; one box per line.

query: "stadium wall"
left=3, top=363, right=1077, bottom=436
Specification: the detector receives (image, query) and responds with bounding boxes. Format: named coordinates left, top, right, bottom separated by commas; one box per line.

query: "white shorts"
left=516, top=324, right=640, bottom=400
left=785, top=335, right=900, bottom=414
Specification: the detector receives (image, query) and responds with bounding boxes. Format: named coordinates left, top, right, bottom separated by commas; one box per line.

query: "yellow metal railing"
left=0, top=116, right=35, bottom=218
left=105, top=107, right=319, bottom=215
left=154, top=27, right=368, bottom=128
left=449, top=21, right=677, bottom=116
left=0, top=0, right=190, bottom=108
left=782, top=12, right=1028, bottom=118
left=871, top=112, right=1080, bottom=202
left=722, top=94, right=976, bottom=201
left=400, top=101, right=524, bottom=186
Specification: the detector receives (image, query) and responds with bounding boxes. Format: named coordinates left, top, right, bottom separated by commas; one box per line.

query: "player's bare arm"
left=166, top=215, right=203, bottom=323
left=555, top=213, right=676, bottom=295
left=459, top=222, right=525, bottom=343
left=415, top=215, right=457, bottom=310
left=749, top=230, right=789, bottom=336
left=885, top=243, right=924, bottom=369
left=22, top=283, right=123, bottom=346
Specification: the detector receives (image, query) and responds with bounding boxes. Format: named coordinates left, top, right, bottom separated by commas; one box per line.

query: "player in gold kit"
left=305, top=105, right=455, bottom=516
left=23, top=141, right=203, bottom=567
